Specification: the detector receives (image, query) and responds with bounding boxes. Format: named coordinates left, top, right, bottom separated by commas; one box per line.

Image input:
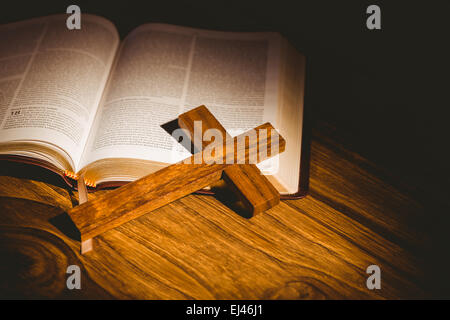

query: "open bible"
left=0, top=14, right=307, bottom=197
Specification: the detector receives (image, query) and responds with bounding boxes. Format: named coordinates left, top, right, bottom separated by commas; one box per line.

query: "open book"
left=0, top=14, right=307, bottom=197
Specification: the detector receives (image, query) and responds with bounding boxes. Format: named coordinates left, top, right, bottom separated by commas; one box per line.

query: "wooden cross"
left=68, top=106, right=285, bottom=253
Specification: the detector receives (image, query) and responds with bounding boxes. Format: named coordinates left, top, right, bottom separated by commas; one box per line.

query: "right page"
left=81, top=23, right=302, bottom=193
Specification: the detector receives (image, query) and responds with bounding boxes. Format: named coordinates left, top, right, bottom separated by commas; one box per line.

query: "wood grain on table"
left=0, top=123, right=447, bottom=299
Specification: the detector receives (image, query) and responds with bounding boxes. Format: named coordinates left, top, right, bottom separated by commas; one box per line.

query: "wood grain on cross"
left=68, top=106, right=285, bottom=253
left=178, top=105, right=280, bottom=215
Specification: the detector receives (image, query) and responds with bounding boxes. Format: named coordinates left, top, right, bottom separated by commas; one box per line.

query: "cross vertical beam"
left=178, top=105, right=280, bottom=215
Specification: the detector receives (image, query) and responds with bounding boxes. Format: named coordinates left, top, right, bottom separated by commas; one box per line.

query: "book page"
left=81, top=23, right=281, bottom=171
left=0, top=14, right=119, bottom=169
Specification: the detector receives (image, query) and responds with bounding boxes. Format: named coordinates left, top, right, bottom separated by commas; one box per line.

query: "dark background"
left=1, top=0, right=449, bottom=199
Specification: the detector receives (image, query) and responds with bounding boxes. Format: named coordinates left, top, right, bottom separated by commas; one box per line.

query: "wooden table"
left=0, top=122, right=447, bottom=299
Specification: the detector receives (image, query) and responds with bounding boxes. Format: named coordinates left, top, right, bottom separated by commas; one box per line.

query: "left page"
left=0, top=14, right=119, bottom=170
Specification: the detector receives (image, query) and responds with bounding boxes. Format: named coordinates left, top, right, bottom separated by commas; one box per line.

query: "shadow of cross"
left=68, top=105, right=285, bottom=254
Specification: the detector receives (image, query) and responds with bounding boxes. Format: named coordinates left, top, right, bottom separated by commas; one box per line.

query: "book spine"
left=63, top=170, right=96, bottom=188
